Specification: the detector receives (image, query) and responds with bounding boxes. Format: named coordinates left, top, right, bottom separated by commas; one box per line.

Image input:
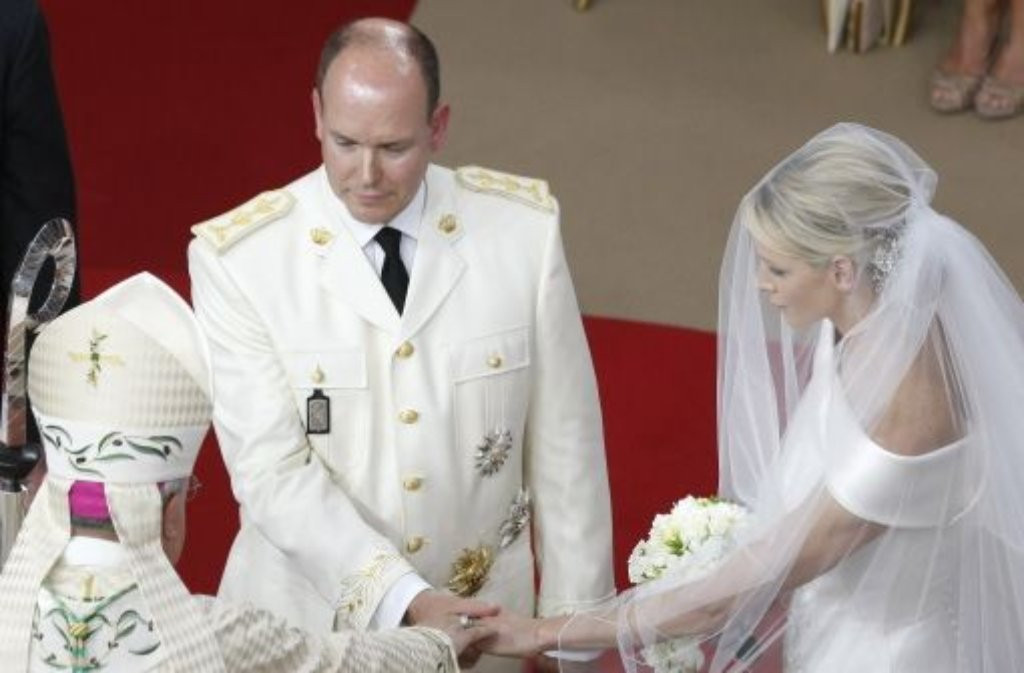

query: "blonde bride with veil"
left=481, top=124, right=1024, bottom=672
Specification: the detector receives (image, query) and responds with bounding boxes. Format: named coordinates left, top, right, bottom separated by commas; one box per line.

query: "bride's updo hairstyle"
left=741, top=132, right=915, bottom=280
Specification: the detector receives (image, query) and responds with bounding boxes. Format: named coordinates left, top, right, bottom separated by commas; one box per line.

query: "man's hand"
left=406, top=590, right=500, bottom=667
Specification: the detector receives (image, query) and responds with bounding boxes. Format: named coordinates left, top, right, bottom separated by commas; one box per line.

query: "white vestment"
left=29, top=537, right=457, bottom=672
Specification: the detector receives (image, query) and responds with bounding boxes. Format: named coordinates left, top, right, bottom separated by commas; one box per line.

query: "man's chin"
left=345, top=202, right=396, bottom=225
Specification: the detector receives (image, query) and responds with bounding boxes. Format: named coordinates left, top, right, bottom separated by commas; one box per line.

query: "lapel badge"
left=306, top=389, right=330, bottom=434
left=310, top=228, right=334, bottom=246
left=498, top=488, right=531, bottom=549
left=475, top=428, right=513, bottom=476
left=438, top=214, right=458, bottom=235
left=447, top=544, right=494, bottom=597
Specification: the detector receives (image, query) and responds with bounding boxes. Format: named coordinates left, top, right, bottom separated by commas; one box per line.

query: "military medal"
left=498, top=488, right=531, bottom=549
left=306, top=389, right=330, bottom=434
left=447, top=544, right=494, bottom=597
left=474, top=428, right=512, bottom=476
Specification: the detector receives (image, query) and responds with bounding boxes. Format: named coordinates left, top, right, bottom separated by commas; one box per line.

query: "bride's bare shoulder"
left=871, top=326, right=963, bottom=456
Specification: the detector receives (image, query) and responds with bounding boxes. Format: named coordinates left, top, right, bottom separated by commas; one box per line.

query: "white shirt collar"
left=61, top=536, right=130, bottom=568
left=341, top=181, right=426, bottom=250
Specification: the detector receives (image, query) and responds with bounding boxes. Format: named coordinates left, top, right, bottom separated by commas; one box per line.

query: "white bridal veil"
left=561, top=124, right=1024, bottom=672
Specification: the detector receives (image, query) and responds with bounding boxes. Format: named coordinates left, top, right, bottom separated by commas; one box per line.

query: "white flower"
left=644, top=636, right=705, bottom=673
left=626, top=495, right=750, bottom=673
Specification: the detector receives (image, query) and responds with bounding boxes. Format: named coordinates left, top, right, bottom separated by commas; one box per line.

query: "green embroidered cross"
left=38, top=583, right=160, bottom=672
left=68, top=329, right=124, bottom=387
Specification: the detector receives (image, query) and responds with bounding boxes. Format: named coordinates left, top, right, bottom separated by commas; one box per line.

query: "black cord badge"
left=306, top=389, right=330, bottom=435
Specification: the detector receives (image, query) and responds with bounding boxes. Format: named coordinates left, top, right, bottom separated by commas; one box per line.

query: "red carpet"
left=39, top=0, right=419, bottom=277
left=43, top=1, right=719, bottom=596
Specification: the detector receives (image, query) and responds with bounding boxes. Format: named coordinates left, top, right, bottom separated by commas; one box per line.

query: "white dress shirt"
left=340, top=182, right=425, bottom=278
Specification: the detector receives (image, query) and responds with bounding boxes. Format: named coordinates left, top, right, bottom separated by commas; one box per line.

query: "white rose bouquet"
left=627, top=496, right=750, bottom=673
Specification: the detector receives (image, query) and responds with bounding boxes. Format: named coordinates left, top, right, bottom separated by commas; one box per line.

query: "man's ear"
left=312, top=88, right=324, bottom=142
left=428, top=103, right=450, bottom=152
left=831, top=256, right=857, bottom=292
left=161, top=489, right=188, bottom=565
left=161, top=490, right=185, bottom=540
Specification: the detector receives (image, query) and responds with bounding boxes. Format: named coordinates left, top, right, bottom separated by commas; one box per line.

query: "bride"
left=484, top=124, right=1024, bottom=671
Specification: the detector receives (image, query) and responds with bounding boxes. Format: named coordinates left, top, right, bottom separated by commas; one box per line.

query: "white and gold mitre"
left=0, top=273, right=225, bottom=672
left=28, top=272, right=212, bottom=484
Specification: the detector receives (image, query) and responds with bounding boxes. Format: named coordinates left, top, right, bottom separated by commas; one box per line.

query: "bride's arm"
left=780, top=494, right=884, bottom=591
left=486, top=497, right=895, bottom=656
left=486, top=492, right=892, bottom=656
left=488, top=344, right=960, bottom=655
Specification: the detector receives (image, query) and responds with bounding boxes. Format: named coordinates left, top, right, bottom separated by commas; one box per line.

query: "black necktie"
left=374, top=227, right=409, bottom=314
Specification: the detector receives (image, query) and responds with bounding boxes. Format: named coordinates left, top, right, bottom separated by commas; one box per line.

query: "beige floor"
left=414, top=0, right=1024, bottom=330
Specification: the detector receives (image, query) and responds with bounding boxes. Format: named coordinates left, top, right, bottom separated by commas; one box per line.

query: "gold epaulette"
left=455, top=166, right=556, bottom=213
left=191, top=190, right=295, bottom=252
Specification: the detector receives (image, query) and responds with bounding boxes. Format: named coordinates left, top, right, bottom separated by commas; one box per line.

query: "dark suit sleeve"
left=0, top=0, right=78, bottom=315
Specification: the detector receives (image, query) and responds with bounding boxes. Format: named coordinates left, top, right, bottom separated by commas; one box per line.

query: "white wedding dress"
left=600, top=124, right=1024, bottom=673
left=780, top=322, right=975, bottom=673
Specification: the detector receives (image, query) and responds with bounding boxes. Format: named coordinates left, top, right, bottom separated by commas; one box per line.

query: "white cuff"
left=543, top=649, right=602, bottom=661
left=368, top=572, right=431, bottom=629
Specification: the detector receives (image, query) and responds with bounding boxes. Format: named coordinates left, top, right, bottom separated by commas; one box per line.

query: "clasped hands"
left=406, top=590, right=574, bottom=669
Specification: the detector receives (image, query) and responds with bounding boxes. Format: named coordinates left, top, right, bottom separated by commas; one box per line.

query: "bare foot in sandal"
left=931, top=0, right=1004, bottom=112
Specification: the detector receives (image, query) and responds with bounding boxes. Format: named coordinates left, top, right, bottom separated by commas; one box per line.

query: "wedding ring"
left=458, top=613, right=475, bottom=629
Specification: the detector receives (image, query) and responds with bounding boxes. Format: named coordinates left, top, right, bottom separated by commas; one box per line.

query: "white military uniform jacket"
left=29, top=538, right=457, bottom=672
left=187, top=164, right=614, bottom=656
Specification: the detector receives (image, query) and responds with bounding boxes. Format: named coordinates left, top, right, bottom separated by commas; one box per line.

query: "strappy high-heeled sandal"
left=974, top=76, right=1024, bottom=119
left=929, top=70, right=985, bottom=113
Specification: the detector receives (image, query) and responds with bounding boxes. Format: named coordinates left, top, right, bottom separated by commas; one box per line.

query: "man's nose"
left=359, top=149, right=380, bottom=185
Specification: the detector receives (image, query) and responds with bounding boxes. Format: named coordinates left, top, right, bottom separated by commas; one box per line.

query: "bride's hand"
left=478, top=613, right=565, bottom=658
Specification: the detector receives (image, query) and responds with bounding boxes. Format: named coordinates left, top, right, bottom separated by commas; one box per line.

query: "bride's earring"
left=831, top=257, right=857, bottom=293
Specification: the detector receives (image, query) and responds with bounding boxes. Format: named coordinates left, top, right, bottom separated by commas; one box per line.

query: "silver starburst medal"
left=474, top=427, right=512, bottom=476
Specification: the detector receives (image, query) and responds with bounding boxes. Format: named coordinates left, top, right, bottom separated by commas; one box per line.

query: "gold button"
left=398, top=409, right=420, bottom=424
left=438, top=214, right=458, bottom=234
left=403, top=476, right=423, bottom=492
left=405, top=536, right=425, bottom=554
left=486, top=355, right=503, bottom=369
left=396, top=341, right=415, bottom=358
left=311, top=365, right=325, bottom=384
left=309, top=228, right=333, bottom=246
